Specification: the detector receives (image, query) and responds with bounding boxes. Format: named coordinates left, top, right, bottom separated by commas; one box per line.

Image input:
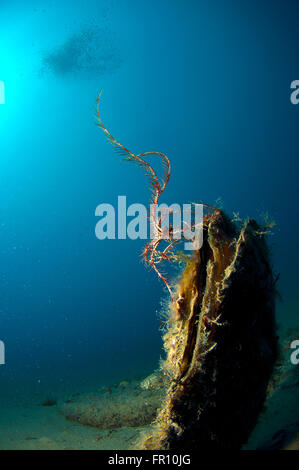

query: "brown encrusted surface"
left=139, top=212, right=277, bottom=450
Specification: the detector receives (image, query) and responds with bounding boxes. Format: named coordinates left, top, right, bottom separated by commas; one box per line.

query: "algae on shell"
left=139, top=211, right=277, bottom=450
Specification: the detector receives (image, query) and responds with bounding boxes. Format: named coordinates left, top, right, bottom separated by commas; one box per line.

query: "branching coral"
left=96, top=96, right=278, bottom=450
left=96, top=93, right=219, bottom=301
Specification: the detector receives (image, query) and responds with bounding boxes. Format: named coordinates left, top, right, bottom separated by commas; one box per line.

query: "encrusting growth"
left=138, top=212, right=277, bottom=450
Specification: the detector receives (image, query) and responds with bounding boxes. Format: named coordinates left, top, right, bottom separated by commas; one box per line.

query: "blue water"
left=0, top=0, right=298, bottom=419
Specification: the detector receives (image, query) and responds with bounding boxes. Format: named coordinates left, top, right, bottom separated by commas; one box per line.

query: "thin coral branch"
left=96, top=92, right=174, bottom=299
left=96, top=92, right=218, bottom=303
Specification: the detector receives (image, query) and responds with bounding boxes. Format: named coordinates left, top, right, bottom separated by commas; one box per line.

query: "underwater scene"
left=0, top=0, right=299, bottom=453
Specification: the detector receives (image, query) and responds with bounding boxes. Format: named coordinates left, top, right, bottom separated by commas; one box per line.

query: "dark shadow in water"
left=245, top=327, right=299, bottom=449
left=41, top=26, right=121, bottom=77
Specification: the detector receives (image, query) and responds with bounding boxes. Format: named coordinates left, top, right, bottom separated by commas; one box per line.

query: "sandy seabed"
left=0, top=378, right=158, bottom=450
left=0, top=320, right=298, bottom=450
